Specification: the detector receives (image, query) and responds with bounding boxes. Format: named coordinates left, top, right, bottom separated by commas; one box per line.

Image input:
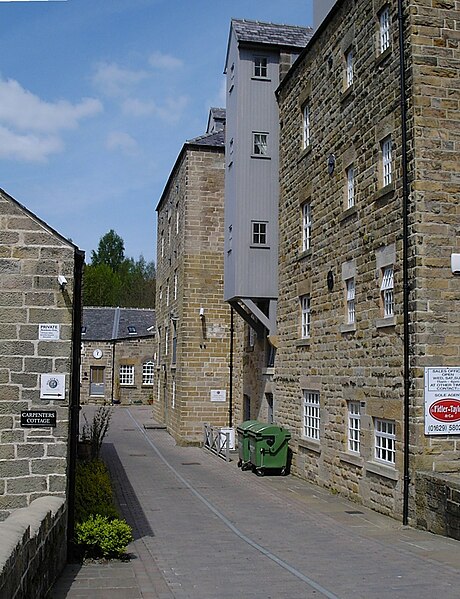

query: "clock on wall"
left=93, top=349, right=103, bottom=359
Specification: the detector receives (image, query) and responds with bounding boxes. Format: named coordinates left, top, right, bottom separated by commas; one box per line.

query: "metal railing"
left=203, top=423, right=231, bottom=462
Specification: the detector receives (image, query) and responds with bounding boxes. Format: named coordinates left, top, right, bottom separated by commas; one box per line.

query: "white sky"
left=0, top=0, right=313, bottom=262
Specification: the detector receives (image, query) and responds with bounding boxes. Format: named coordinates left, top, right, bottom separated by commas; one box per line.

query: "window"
left=142, top=361, right=155, bottom=385
left=165, top=325, right=169, bottom=356
left=81, top=326, right=87, bottom=335
left=346, top=165, right=355, bottom=208
left=379, top=6, right=391, bottom=53
left=254, top=56, right=267, bottom=78
left=252, top=221, right=267, bottom=245
left=166, top=283, right=170, bottom=307
left=374, top=418, right=395, bottom=464
left=172, top=321, right=177, bottom=365
left=346, top=278, right=355, bottom=324
left=119, top=364, right=134, bottom=386
left=381, top=266, right=394, bottom=317
left=348, top=402, right=361, bottom=453
left=174, top=270, right=178, bottom=301
left=345, top=49, right=353, bottom=88
left=127, top=325, right=137, bottom=335
left=253, top=132, right=268, bottom=156
left=161, top=233, right=164, bottom=258
left=176, top=207, right=179, bottom=234
left=301, top=295, right=311, bottom=339
left=303, top=391, right=320, bottom=440
left=302, top=203, right=311, bottom=251
left=302, top=103, right=310, bottom=149
left=382, top=136, right=392, bottom=186
left=172, top=379, right=176, bottom=408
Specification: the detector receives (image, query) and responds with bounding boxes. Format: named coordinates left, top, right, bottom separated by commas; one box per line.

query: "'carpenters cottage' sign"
left=21, top=411, right=57, bottom=428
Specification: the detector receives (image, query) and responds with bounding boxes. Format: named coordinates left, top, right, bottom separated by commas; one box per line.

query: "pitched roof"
left=82, top=307, right=155, bottom=341
left=231, top=19, right=312, bottom=49
left=186, top=130, right=225, bottom=148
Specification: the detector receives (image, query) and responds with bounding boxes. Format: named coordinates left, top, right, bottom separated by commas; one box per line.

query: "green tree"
left=82, top=263, right=122, bottom=307
left=90, top=229, right=125, bottom=272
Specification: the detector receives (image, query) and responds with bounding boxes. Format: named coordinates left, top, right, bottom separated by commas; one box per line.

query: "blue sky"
left=0, top=0, right=313, bottom=263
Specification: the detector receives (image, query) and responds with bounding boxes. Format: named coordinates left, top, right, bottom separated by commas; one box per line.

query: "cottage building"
left=154, top=109, right=229, bottom=444
left=276, top=0, right=460, bottom=536
left=0, top=188, right=83, bottom=520
left=80, top=307, right=155, bottom=405
left=223, top=20, right=312, bottom=425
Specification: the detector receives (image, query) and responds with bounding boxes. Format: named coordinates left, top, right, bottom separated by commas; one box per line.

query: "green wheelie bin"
left=236, top=420, right=260, bottom=470
left=247, top=423, right=291, bottom=476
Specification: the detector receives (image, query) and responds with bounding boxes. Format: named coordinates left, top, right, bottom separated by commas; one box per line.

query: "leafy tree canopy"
left=83, top=230, right=155, bottom=308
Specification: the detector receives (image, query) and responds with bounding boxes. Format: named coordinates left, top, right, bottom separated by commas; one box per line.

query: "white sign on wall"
left=210, top=389, right=226, bottom=402
left=40, top=374, right=66, bottom=400
left=38, top=324, right=60, bottom=341
left=425, top=367, right=460, bottom=435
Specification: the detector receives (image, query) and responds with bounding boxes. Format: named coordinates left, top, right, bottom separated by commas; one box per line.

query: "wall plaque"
left=21, top=411, right=57, bottom=428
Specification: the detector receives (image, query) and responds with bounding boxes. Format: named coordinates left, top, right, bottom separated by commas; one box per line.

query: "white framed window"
left=165, top=325, right=169, bottom=356
left=346, top=165, right=355, bottom=208
left=303, top=390, right=320, bottom=440
left=379, top=6, right=391, bottom=54
left=301, top=295, right=311, bottom=339
left=119, top=364, right=134, bottom=386
left=174, top=270, right=178, bottom=301
left=172, top=378, right=176, bottom=408
left=142, top=361, right=155, bottom=385
left=253, top=132, right=268, bottom=156
left=374, top=418, right=395, bottom=464
left=302, top=103, right=310, bottom=149
left=382, top=136, right=392, bottom=187
left=345, top=49, right=353, bottom=88
left=161, top=233, right=164, bottom=258
left=302, top=203, right=311, bottom=251
left=254, top=56, right=268, bottom=78
left=176, top=207, right=179, bottom=234
left=346, top=278, right=355, bottom=324
left=166, top=283, right=170, bottom=307
left=381, top=266, right=394, bottom=317
left=348, top=401, right=361, bottom=453
left=252, top=221, right=267, bottom=245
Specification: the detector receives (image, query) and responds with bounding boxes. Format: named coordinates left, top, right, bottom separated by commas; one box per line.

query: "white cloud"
left=0, top=78, right=102, bottom=133
left=92, top=61, right=149, bottom=97
left=0, top=126, right=62, bottom=162
left=121, top=98, right=156, bottom=117
left=148, top=51, right=183, bottom=70
left=122, top=95, right=189, bottom=124
left=106, top=131, right=139, bottom=155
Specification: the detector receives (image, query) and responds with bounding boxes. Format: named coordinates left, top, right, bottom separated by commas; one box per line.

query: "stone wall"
left=155, top=143, right=230, bottom=444
left=275, top=0, right=460, bottom=526
left=416, top=473, right=460, bottom=541
left=0, top=496, right=66, bottom=599
left=0, top=190, right=77, bottom=520
left=80, top=337, right=154, bottom=405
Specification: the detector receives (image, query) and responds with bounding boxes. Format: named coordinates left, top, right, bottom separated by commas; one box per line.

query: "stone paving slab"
left=49, top=406, right=460, bottom=599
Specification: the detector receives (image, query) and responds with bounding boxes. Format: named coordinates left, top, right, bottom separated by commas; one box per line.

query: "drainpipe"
left=398, top=0, right=411, bottom=526
left=67, top=248, right=84, bottom=557
left=229, top=306, right=234, bottom=428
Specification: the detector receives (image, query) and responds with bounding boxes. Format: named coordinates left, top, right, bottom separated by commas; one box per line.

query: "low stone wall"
left=0, top=496, right=67, bottom=599
left=416, top=472, right=460, bottom=541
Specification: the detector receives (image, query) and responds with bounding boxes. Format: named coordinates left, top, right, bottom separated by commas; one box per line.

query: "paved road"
left=51, top=406, right=460, bottom=598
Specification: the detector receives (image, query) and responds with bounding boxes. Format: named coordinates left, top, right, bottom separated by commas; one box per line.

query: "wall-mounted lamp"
left=57, top=275, right=67, bottom=289
left=199, top=307, right=205, bottom=318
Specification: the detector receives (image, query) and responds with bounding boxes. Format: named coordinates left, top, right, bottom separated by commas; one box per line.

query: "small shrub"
left=80, top=406, right=112, bottom=460
left=75, top=459, right=119, bottom=523
left=76, top=515, right=133, bottom=558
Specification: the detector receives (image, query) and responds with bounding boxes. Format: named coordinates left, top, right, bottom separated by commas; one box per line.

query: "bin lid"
left=236, top=420, right=261, bottom=433
left=247, top=423, right=291, bottom=439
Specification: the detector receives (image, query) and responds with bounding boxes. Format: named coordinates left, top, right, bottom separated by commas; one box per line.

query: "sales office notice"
left=425, top=368, right=460, bottom=435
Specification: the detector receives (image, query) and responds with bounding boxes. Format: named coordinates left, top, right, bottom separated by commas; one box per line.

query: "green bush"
left=74, top=459, right=119, bottom=523
left=75, top=515, right=133, bottom=558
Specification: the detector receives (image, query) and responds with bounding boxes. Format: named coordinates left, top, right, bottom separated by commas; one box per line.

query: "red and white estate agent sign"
left=425, top=367, right=460, bottom=435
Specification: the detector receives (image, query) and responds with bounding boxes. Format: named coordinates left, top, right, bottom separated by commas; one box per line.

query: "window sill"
left=366, top=460, right=398, bottom=481
left=297, top=248, right=312, bottom=261
left=120, top=384, right=136, bottom=388
left=142, top=384, right=154, bottom=387
left=338, top=451, right=363, bottom=468
left=295, top=338, right=311, bottom=348
left=375, top=316, right=396, bottom=329
left=249, top=245, right=270, bottom=250
left=262, top=367, right=275, bottom=376
left=340, top=84, right=354, bottom=103
left=374, top=182, right=395, bottom=202
left=297, top=145, right=312, bottom=163
left=375, top=46, right=392, bottom=68
left=251, top=76, right=271, bottom=82
left=298, top=438, right=321, bottom=454
left=251, top=154, right=271, bottom=160
left=340, top=323, right=356, bottom=334
left=340, top=205, right=357, bottom=222
left=170, top=364, right=177, bottom=370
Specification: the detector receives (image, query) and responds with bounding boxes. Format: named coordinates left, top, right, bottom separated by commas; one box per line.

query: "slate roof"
left=231, top=19, right=313, bottom=49
left=82, top=307, right=155, bottom=341
left=186, top=130, right=225, bottom=148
